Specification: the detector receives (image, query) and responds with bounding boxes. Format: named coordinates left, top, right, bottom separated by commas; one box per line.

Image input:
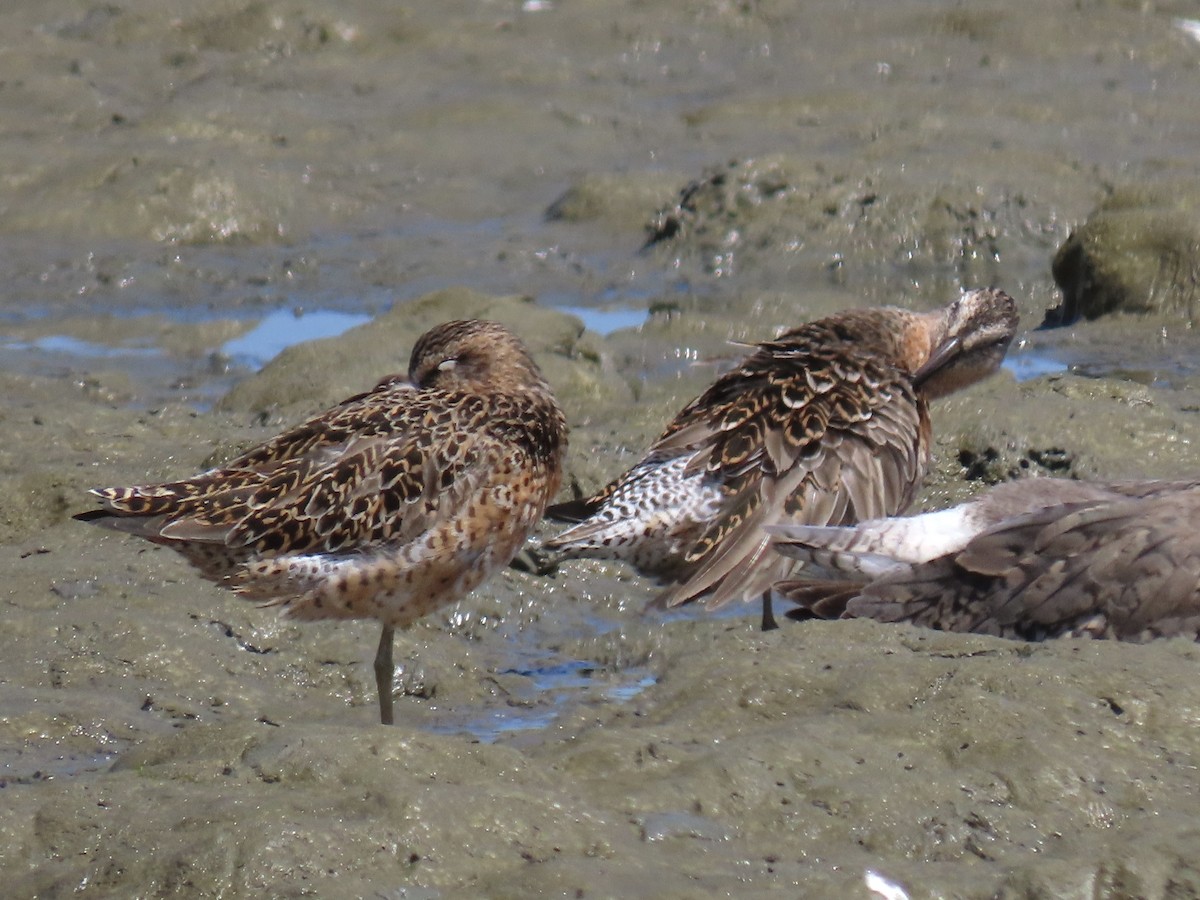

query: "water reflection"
left=1002, top=348, right=1068, bottom=381
left=2, top=334, right=161, bottom=359
left=554, top=304, right=648, bottom=336
left=428, top=657, right=656, bottom=743
left=221, top=308, right=373, bottom=369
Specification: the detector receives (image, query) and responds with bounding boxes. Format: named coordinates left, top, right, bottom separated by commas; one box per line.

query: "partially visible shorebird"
left=769, top=477, right=1200, bottom=640
left=543, top=289, right=1020, bottom=629
left=75, top=319, right=568, bottom=725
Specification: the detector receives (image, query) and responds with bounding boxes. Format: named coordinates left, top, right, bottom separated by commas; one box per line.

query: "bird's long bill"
left=912, top=335, right=963, bottom=388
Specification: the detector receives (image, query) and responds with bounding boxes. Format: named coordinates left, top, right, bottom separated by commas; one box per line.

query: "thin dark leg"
left=374, top=624, right=395, bottom=725
left=761, top=590, right=779, bottom=632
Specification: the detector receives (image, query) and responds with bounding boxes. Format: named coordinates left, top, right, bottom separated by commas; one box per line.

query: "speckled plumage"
left=544, top=289, right=1019, bottom=626
left=75, top=319, right=567, bottom=724
left=770, top=477, right=1200, bottom=641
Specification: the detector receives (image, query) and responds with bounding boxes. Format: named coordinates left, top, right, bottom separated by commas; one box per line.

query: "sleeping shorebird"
left=75, top=319, right=568, bottom=725
left=544, top=289, right=1019, bottom=629
left=769, top=477, right=1200, bottom=640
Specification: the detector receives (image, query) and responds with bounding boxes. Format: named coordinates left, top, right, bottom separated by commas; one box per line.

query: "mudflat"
left=4, top=2, right=1200, bottom=897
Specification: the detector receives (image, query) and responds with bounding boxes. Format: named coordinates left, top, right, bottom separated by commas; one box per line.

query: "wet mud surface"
left=6, top=1, right=1200, bottom=897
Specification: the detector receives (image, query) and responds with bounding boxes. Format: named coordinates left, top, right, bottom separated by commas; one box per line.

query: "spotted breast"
left=75, top=319, right=568, bottom=725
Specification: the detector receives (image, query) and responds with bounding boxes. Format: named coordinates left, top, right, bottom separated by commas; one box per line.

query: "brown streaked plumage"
left=75, top=319, right=567, bottom=725
left=770, top=477, right=1200, bottom=640
left=544, top=289, right=1019, bottom=628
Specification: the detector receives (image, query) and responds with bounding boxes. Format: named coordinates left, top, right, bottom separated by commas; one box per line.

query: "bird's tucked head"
left=913, top=288, right=1019, bottom=400
left=408, top=319, right=547, bottom=392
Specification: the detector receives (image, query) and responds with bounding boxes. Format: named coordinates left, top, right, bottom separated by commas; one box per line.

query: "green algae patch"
left=1052, top=183, right=1200, bottom=323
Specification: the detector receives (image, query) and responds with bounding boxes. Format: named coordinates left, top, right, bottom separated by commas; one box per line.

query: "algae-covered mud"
left=7, top=1, right=1200, bottom=897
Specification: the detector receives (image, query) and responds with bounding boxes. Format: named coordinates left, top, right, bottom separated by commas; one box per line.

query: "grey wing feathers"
left=850, top=491, right=1200, bottom=640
